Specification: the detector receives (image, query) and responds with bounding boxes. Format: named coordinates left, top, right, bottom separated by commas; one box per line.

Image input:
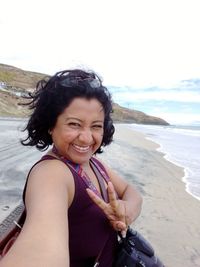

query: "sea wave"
left=129, top=123, right=200, bottom=201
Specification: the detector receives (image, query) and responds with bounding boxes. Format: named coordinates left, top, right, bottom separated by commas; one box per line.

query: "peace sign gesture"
left=86, top=181, right=128, bottom=237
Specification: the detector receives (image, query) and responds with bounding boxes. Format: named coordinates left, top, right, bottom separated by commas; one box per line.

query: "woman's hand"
left=86, top=182, right=128, bottom=237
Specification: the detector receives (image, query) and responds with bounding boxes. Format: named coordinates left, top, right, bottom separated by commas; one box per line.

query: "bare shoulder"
left=24, top=158, right=72, bottom=231
left=25, top=158, right=74, bottom=211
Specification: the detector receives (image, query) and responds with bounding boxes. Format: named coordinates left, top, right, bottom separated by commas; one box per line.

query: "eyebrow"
left=65, top=117, right=82, bottom=122
left=65, top=117, right=104, bottom=123
left=92, top=120, right=104, bottom=124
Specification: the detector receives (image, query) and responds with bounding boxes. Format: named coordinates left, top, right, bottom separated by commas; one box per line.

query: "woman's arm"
left=87, top=160, right=142, bottom=234
left=0, top=160, right=72, bottom=267
left=106, top=165, right=143, bottom=225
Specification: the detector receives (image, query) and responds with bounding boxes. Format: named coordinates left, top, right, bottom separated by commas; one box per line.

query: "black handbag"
left=114, top=227, right=164, bottom=267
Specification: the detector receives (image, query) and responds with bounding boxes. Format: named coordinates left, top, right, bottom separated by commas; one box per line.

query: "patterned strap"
left=60, top=156, right=109, bottom=202
left=90, top=160, right=108, bottom=203
left=90, top=157, right=110, bottom=183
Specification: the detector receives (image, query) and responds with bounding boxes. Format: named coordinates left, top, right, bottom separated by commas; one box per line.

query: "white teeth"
left=73, top=144, right=90, bottom=152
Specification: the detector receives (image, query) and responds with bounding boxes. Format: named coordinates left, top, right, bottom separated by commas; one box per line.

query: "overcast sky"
left=1, top=0, right=200, bottom=88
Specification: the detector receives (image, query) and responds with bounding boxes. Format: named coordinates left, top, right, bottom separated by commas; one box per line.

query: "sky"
left=1, top=0, right=200, bottom=125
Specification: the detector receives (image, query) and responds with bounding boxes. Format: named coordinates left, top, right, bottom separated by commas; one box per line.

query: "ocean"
left=129, top=123, right=200, bottom=201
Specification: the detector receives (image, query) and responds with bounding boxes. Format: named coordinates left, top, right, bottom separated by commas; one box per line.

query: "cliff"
left=112, top=103, right=169, bottom=125
left=0, top=63, right=169, bottom=125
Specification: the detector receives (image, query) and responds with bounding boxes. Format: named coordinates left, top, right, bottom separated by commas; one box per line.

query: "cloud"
left=149, top=112, right=200, bottom=125
left=109, top=81, right=200, bottom=124
left=1, top=0, right=200, bottom=87
left=111, top=89, right=200, bottom=103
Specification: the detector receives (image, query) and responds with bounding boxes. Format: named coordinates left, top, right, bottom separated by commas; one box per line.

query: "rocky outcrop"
left=112, top=103, right=169, bottom=125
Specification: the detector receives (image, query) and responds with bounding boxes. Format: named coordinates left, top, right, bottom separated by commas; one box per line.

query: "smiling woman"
left=50, top=98, right=105, bottom=166
left=0, top=69, right=142, bottom=267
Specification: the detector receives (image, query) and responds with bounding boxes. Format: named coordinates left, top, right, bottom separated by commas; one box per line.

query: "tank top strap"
left=22, top=155, right=58, bottom=205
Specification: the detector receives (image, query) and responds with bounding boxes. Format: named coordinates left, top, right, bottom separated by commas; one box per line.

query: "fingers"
left=107, top=183, right=127, bottom=226
left=110, top=220, right=127, bottom=238
left=86, top=187, right=118, bottom=221
left=86, top=184, right=128, bottom=235
left=111, top=220, right=126, bottom=231
left=86, top=182, right=118, bottom=213
left=107, top=182, right=118, bottom=212
left=121, top=229, right=127, bottom=238
left=86, top=188, right=107, bottom=211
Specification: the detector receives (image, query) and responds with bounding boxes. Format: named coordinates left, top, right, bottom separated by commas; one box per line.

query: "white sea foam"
left=129, top=124, right=200, bottom=201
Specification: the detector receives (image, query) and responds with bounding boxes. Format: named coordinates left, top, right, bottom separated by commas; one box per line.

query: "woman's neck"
left=51, top=145, right=91, bottom=169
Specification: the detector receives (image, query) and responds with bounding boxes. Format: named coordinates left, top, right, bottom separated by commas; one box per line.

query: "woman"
left=0, top=69, right=142, bottom=267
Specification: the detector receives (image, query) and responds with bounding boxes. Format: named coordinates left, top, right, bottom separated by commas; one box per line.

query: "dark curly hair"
left=21, top=69, right=115, bottom=153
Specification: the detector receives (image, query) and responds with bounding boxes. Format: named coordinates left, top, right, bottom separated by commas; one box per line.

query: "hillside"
left=112, top=103, right=168, bottom=125
left=0, top=63, right=47, bottom=91
left=0, top=63, right=169, bottom=125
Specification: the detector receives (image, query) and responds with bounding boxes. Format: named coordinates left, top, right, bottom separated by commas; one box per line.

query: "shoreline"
left=144, top=133, right=200, bottom=202
left=129, top=122, right=200, bottom=202
left=99, top=124, right=200, bottom=267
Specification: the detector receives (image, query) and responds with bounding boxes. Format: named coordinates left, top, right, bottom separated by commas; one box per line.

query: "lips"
left=72, top=144, right=91, bottom=153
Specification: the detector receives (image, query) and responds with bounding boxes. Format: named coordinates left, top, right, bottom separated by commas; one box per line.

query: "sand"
left=1, top=123, right=200, bottom=266
left=98, top=124, right=200, bottom=267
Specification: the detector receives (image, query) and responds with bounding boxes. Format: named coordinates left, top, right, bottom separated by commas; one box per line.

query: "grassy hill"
left=0, top=63, right=169, bottom=125
left=0, top=63, right=47, bottom=90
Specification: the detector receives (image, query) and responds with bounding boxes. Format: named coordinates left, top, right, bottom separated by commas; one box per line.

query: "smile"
left=72, top=144, right=91, bottom=153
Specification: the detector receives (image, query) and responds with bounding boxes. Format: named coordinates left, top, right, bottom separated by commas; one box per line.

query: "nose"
left=78, top=128, right=93, bottom=144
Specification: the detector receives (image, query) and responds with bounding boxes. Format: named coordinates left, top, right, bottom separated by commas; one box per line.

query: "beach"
left=99, top=124, right=200, bottom=267
left=1, top=120, right=200, bottom=266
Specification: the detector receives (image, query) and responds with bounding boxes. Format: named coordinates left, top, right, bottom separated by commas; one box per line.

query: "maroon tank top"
left=23, top=156, right=118, bottom=267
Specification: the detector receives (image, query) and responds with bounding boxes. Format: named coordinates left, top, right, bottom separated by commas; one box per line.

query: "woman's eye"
left=68, top=122, right=81, bottom=128
left=92, top=125, right=103, bottom=129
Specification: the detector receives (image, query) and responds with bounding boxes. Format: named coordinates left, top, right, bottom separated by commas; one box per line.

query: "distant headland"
left=0, top=63, right=169, bottom=125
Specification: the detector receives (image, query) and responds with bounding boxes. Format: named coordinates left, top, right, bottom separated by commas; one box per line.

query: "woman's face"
left=51, top=97, right=105, bottom=166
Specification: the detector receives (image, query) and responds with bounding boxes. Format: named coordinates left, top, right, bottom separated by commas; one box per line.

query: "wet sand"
left=0, top=118, right=42, bottom=222
left=98, top=124, right=200, bottom=267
